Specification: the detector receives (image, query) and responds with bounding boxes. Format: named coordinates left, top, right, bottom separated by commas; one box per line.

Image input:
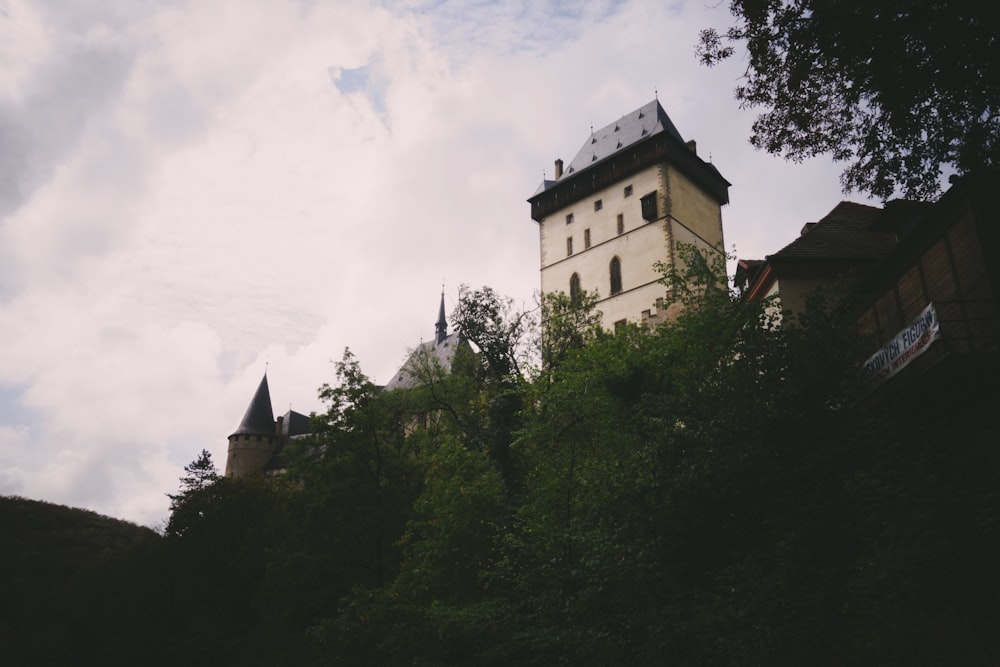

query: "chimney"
left=686, top=140, right=697, bottom=155
left=554, top=158, right=563, bottom=179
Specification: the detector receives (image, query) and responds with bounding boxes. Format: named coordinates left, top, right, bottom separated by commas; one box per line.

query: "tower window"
left=567, top=237, right=573, bottom=256
left=624, top=184, right=633, bottom=197
left=566, top=213, right=574, bottom=224
left=584, top=228, right=591, bottom=248
left=594, top=199, right=603, bottom=211
left=569, top=273, right=581, bottom=305
left=640, top=192, right=658, bottom=221
left=610, top=256, right=622, bottom=295
left=617, top=214, right=624, bottom=235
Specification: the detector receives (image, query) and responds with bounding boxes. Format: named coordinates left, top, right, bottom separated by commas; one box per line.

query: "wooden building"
left=739, top=170, right=1000, bottom=399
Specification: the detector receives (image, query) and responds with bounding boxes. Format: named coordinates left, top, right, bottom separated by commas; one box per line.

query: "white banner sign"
left=861, top=303, right=941, bottom=384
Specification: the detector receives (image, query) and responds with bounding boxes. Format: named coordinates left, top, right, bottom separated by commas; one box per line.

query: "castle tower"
left=528, top=99, right=731, bottom=329
left=225, top=373, right=279, bottom=478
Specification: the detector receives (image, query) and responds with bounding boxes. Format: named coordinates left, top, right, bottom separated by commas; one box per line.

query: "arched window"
left=569, top=273, right=581, bottom=305
left=610, top=256, right=622, bottom=295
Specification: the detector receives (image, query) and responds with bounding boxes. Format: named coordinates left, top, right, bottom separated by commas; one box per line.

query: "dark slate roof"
left=385, top=333, right=467, bottom=391
left=279, top=409, right=311, bottom=438
left=532, top=179, right=557, bottom=197
left=768, top=202, right=894, bottom=263
left=528, top=99, right=730, bottom=218
left=532, top=100, right=684, bottom=197
left=562, top=99, right=684, bottom=179
left=230, top=374, right=275, bottom=437
left=263, top=409, right=313, bottom=474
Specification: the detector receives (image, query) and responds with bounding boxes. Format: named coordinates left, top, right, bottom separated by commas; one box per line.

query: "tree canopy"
left=698, top=0, right=999, bottom=199
left=9, top=273, right=1000, bottom=665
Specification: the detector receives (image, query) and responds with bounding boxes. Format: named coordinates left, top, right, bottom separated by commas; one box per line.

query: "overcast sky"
left=0, top=0, right=879, bottom=527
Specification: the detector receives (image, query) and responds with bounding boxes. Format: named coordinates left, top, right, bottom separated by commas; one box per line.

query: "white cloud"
left=0, top=0, right=877, bottom=527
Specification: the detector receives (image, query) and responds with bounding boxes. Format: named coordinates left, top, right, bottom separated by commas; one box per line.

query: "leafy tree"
left=451, top=284, right=537, bottom=386
left=698, top=0, right=999, bottom=199
left=450, top=285, right=538, bottom=491
left=493, top=244, right=882, bottom=664
left=289, top=349, right=422, bottom=589
left=539, top=289, right=602, bottom=371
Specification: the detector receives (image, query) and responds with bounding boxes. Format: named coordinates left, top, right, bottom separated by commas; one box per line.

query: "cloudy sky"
left=0, top=0, right=879, bottom=527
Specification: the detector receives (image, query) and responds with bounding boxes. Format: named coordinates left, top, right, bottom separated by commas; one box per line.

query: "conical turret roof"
left=230, top=374, right=275, bottom=437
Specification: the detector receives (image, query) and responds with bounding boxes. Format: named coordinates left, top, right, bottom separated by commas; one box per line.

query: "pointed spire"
left=435, top=289, right=448, bottom=344
left=231, top=374, right=275, bottom=437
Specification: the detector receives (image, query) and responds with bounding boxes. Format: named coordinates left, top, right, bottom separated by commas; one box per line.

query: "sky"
left=0, top=0, right=880, bottom=528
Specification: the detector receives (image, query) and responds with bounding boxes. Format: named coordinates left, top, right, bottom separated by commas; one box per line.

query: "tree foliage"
left=166, top=449, right=219, bottom=512
left=11, top=270, right=1000, bottom=665
left=698, top=0, right=999, bottom=199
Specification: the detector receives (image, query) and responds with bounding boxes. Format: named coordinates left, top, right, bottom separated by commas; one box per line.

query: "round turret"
left=225, top=374, right=279, bottom=478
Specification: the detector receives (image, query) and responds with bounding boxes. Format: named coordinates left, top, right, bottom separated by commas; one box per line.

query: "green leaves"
left=699, top=0, right=999, bottom=199
left=130, top=273, right=1000, bottom=664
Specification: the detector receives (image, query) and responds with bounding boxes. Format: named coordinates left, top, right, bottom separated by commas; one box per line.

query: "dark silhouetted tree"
left=698, top=0, right=999, bottom=199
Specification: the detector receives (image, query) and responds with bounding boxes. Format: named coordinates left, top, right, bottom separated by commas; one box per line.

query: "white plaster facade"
left=530, top=100, right=730, bottom=330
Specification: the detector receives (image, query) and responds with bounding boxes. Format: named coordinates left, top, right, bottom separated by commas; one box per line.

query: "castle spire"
left=231, top=374, right=275, bottom=437
left=435, top=289, right=448, bottom=344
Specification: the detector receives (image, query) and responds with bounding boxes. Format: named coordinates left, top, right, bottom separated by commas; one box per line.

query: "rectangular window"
left=614, top=319, right=627, bottom=334
left=566, top=213, right=574, bottom=224
left=566, top=237, right=573, bottom=256
left=640, top=192, right=658, bottom=221
left=624, top=184, right=633, bottom=197
left=594, top=199, right=603, bottom=211
left=617, top=214, right=624, bottom=235
left=584, top=228, right=591, bottom=248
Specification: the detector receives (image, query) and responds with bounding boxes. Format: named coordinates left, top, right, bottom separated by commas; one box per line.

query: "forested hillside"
left=0, top=496, right=163, bottom=665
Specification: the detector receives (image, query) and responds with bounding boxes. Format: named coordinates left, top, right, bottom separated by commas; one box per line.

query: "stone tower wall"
left=225, top=433, right=278, bottom=478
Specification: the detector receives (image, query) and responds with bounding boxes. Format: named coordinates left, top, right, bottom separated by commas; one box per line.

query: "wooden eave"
left=528, top=132, right=730, bottom=222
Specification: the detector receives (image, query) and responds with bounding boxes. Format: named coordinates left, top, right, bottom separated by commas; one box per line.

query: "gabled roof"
left=562, top=99, right=684, bottom=179
left=768, top=202, right=894, bottom=265
left=279, top=409, right=311, bottom=438
left=734, top=258, right=766, bottom=290
left=264, top=409, right=313, bottom=474
left=385, top=333, right=467, bottom=391
left=231, top=374, right=275, bottom=437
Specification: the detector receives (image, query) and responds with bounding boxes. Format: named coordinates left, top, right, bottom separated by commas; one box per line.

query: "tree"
left=451, top=285, right=538, bottom=387
left=289, top=349, right=423, bottom=589
left=539, top=289, right=602, bottom=371
left=450, top=285, right=538, bottom=492
left=698, top=0, right=999, bottom=199
left=166, top=449, right=219, bottom=512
